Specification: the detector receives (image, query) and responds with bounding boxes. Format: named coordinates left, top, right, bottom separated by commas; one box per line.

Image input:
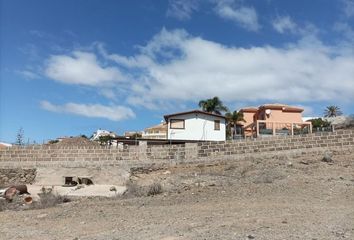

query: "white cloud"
left=214, top=0, right=260, bottom=31
left=42, top=28, right=354, bottom=112
left=167, top=0, right=200, bottom=20
left=99, top=89, right=117, bottom=100
left=40, top=101, right=135, bottom=121
left=18, top=70, right=40, bottom=79
left=44, top=51, right=125, bottom=86
left=342, top=0, right=354, bottom=17
left=272, top=16, right=298, bottom=34
left=272, top=16, right=320, bottom=38
left=166, top=0, right=259, bottom=31
left=99, top=28, right=354, bottom=107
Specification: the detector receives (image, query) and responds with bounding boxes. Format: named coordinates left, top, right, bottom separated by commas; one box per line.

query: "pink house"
left=239, top=104, right=312, bottom=137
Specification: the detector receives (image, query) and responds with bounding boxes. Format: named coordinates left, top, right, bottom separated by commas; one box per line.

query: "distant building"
left=0, top=142, right=12, bottom=148
left=164, top=110, right=226, bottom=141
left=142, top=123, right=167, bottom=139
left=239, top=103, right=312, bottom=137
left=124, top=131, right=143, bottom=138
left=91, top=129, right=118, bottom=141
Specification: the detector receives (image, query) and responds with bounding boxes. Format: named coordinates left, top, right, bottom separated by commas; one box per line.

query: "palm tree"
left=198, top=96, right=228, bottom=115
left=324, top=105, right=343, bottom=117
left=225, top=111, right=246, bottom=139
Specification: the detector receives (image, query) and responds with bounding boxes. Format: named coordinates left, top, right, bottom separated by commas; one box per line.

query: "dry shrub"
left=34, top=187, right=70, bottom=209
left=147, top=182, right=162, bottom=196
left=125, top=181, right=163, bottom=197
left=0, top=199, right=6, bottom=211
left=125, top=180, right=146, bottom=197
left=253, top=169, right=285, bottom=184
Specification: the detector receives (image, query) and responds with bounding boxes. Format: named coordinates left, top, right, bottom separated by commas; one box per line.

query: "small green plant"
left=48, top=139, right=59, bottom=144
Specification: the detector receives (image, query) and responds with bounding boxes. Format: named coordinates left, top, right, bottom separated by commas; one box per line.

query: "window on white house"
left=170, top=119, right=185, bottom=129
left=214, top=120, right=220, bottom=130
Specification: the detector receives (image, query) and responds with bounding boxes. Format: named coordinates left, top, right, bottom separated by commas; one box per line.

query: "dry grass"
left=124, top=180, right=147, bottom=197
left=33, top=186, right=70, bottom=209
left=125, top=181, right=163, bottom=197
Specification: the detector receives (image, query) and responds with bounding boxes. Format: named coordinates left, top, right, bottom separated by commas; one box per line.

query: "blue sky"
left=1, top=0, right=354, bottom=143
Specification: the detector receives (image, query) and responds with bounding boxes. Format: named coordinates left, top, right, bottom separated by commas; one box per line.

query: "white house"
left=91, top=129, right=118, bottom=141
left=164, top=110, right=226, bottom=141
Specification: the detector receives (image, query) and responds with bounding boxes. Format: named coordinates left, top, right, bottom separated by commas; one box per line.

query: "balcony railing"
left=255, top=120, right=312, bottom=137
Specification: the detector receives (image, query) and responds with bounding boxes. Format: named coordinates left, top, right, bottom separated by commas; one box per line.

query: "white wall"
left=167, top=113, right=226, bottom=141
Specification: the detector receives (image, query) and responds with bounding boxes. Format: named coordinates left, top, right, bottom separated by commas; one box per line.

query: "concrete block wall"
left=0, top=130, right=353, bottom=169
left=196, top=129, right=354, bottom=159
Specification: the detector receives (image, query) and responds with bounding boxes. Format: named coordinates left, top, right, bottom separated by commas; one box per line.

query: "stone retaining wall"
left=0, top=168, right=36, bottom=187
left=0, top=130, right=353, bottom=168
left=0, top=130, right=353, bottom=185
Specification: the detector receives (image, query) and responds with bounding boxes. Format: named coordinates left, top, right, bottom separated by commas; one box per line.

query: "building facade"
left=239, top=104, right=311, bottom=137
left=164, top=110, right=226, bottom=141
left=142, top=123, right=167, bottom=139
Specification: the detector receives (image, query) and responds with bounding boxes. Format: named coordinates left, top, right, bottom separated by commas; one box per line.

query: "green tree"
left=98, top=135, right=114, bottom=145
left=324, top=105, right=342, bottom=117
left=309, top=118, right=330, bottom=128
left=225, top=111, right=246, bottom=139
left=15, top=127, right=25, bottom=145
left=129, top=133, right=142, bottom=139
left=198, top=96, right=228, bottom=115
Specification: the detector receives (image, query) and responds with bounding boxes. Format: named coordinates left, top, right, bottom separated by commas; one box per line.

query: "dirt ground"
left=0, top=151, right=354, bottom=240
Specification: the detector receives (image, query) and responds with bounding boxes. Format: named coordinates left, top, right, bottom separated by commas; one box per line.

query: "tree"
left=98, top=135, right=114, bottom=145
left=15, top=127, right=25, bottom=146
left=225, top=111, right=246, bottom=139
left=129, top=133, right=142, bottom=139
left=324, top=105, right=343, bottom=117
left=198, top=96, right=228, bottom=115
left=308, top=118, right=331, bottom=129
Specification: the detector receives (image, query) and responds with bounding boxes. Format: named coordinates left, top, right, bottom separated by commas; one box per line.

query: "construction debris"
left=0, top=185, right=32, bottom=204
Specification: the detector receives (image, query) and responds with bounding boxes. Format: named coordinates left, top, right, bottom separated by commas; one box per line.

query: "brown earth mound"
left=51, top=137, right=100, bottom=146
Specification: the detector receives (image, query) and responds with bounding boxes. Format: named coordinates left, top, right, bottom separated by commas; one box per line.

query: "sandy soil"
left=0, top=151, right=353, bottom=240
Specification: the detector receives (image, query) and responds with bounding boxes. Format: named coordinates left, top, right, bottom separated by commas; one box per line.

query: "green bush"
left=308, top=118, right=331, bottom=128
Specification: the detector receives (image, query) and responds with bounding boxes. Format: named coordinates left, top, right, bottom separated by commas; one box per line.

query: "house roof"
left=259, top=103, right=303, bottom=112
left=240, top=104, right=303, bottom=113
left=0, top=142, right=12, bottom=148
left=164, top=110, right=226, bottom=121
left=144, top=122, right=167, bottom=131
left=239, top=107, right=258, bottom=112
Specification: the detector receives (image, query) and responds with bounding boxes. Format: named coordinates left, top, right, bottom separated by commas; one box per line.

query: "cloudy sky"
left=1, top=0, right=354, bottom=143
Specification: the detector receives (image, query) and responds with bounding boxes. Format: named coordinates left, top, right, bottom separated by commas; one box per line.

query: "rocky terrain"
left=0, top=150, right=353, bottom=240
